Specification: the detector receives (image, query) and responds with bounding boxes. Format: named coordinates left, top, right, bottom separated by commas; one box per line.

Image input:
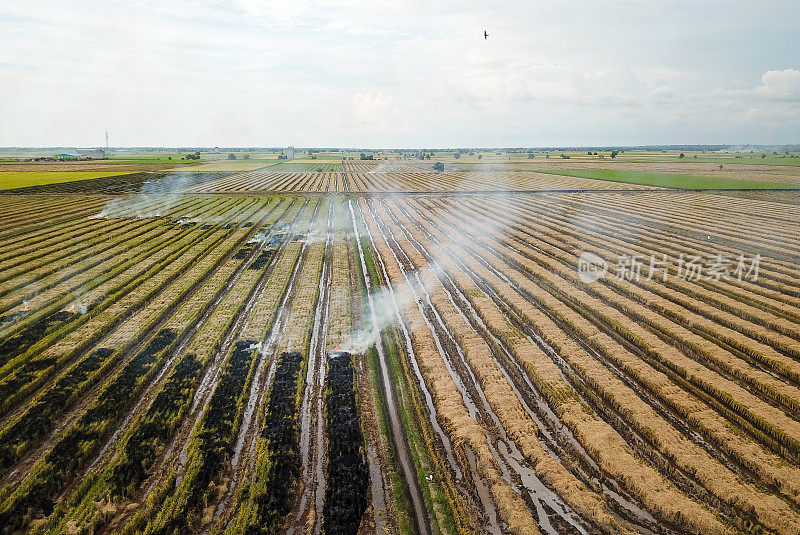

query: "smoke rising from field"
left=63, top=302, right=88, bottom=315
left=340, top=263, right=443, bottom=354
left=90, top=172, right=209, bottom=220
left=340, top=158, right=515, bottom=354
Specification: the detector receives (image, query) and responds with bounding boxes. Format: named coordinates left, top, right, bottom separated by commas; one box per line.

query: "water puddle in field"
left=387, top=204, right=568, bottom=456
left=358, top=202, right=466, bottom=480
left=292, top=202, right=333, bottom=534
left=214, top=204, right=320, bottom=531
left=368, top=200, right=594, bottom=535
left=406, top=198, right=675, bottom=532
left=366, top=444, right=388, bottom=534
left=165, top=202, right=308, bottom=498
left=465, top=447, right=502, bottom=535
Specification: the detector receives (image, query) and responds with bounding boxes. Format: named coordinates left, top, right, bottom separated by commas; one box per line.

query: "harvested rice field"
left=0, top=153, right=799, bottom=535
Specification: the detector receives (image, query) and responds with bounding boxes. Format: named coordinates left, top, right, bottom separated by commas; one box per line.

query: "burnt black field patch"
left=0, top=310, right=26, bottom=323
left=267, top=233, right=285, bottom=247
left=323, top=351, right=368, bottom=535
left=249, top=249, right=274, bottom=270
left=246, top=350, right=304, bottom=531
left=234, top=245, right=255, bottom=259
left=108, top=352, right=202, bottom=497
left=0, top=347, right=114, bottom=472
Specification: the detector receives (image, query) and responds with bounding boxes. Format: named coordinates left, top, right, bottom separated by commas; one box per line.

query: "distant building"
left=285, top=146, right=295, bottom=160
left=77, top=149, right=106, bottom=159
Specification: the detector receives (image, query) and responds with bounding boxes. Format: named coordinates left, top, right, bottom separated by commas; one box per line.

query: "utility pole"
left=105, top=130, right=109, bottom=152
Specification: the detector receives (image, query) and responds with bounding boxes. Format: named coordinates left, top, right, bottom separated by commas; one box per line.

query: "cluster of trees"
left=185, top=152, right=201, bottom=160
left=359, top=153, right=373, bottom=160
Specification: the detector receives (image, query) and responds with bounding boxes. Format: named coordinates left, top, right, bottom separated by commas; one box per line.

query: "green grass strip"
left=537, top=168, right=800, bottom=190
left=0, top=171, right=134, bottom=191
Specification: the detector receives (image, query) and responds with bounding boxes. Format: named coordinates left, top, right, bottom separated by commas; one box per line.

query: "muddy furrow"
left=210, top=200, right=326, bottom=530
left=348, top=199, right=433, bottom=535
left=410, top=198, right=779, bottom=531
left=139, top=200, right=311, bottom=506
left=386, top=199, right=663, bottom=533
left=365, top=199, right=595, bottom=535
left=291, top=199, right=334, bottom=534
left=53, top=201, right=299, bottom=507
left=0, top=199, right=248, bottom=396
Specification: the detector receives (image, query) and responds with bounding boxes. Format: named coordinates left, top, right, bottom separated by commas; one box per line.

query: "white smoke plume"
left=338, top=175, right=508, bottom=355
left=89, top=172, right=204, bottom=220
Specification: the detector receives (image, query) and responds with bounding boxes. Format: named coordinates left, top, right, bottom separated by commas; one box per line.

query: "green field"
left=537, top=168, right=800, bottom=190
left=0, top=171, right=133, bottom=191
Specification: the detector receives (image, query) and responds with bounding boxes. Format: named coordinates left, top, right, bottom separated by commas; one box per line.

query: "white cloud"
left=754, top=69, right=800, bottom=101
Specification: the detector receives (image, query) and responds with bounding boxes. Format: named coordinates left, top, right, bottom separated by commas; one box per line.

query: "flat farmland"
left=0, top=155, right=799, bottom=535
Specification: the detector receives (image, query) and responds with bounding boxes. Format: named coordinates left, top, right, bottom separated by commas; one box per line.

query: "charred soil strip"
left=0, top=199, right=269, bottom=477
left=0, top=200, right=225, bottom=369
left=0, top=198, right=237, bottom=358
left=0, top=225, right=259, bottom=494
left=0, top=199, right=258, bottom=423
left=323, top=351, right=369, bottom=535
left=130, top=200, right=310, bottom=511
left=206, top=200, right=320, bottom=528
left=233, top=351, right=305, bottom=533
left=206, top=207, right=321, bottom=533
left=143, top=339, right=261, bottom=534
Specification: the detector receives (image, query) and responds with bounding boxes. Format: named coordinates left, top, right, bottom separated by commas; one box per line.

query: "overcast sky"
left=1, top=0, right=798, bottom=147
